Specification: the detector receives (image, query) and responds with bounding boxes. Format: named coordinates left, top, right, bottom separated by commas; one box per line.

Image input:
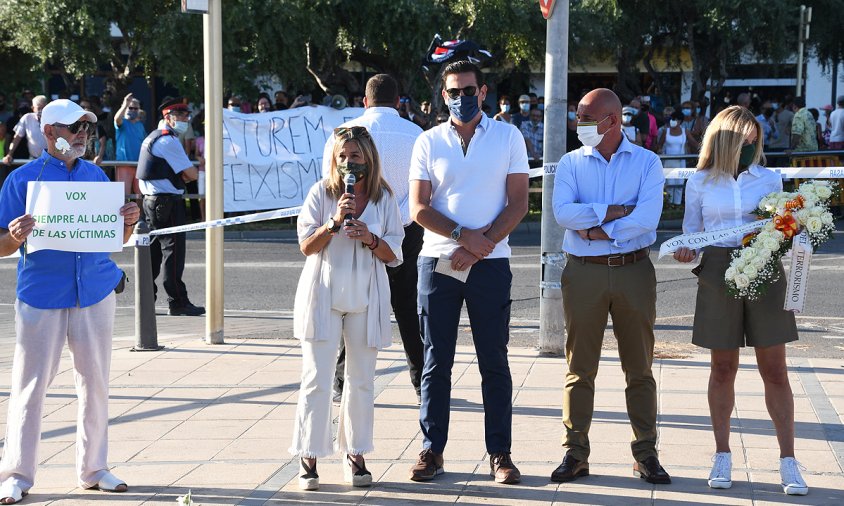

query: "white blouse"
left=683, top=165, right=783, bottom=248
left=293, top=181, right=404, bottom=349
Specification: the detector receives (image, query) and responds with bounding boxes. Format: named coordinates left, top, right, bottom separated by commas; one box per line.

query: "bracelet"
left=124, top=221, right=139, bottom=228
left=586, top=227, right=593, bottom=240
left=366, top=233, right=380, bottom=250
left=622, top=205, right=631, bottom=216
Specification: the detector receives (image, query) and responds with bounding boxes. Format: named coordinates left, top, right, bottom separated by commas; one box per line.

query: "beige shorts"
left=692, top=247, right=798, bottom=350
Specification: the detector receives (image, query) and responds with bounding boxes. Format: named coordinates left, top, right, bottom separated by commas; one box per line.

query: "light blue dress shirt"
left=553, top=135, right=665, bottom=256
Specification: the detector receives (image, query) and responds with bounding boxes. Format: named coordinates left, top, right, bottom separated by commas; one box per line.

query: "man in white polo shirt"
left=322, top=74, right=426, bottom=405
left=408, top=60, right=529, bottom=485
left=2, top=95, right=48, bottom=164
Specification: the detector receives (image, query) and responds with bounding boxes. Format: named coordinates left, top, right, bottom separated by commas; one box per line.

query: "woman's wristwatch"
left=325, top=218, right=341, bottom=234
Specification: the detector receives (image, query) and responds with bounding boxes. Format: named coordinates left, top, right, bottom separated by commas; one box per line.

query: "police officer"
left=137, top=97, right=204, bottom=316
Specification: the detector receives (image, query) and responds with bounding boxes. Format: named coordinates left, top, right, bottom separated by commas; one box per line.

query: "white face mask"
left=669, top=119, right=679, bottom=128
left=172, top=120, right=190, bottom=134
left=576, top=116, right=610, bottom=147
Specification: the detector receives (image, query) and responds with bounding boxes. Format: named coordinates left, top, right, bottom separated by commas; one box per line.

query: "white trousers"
left=289, top=310, right=378, bottom=458
left=0, top=293, right=116, bottom=491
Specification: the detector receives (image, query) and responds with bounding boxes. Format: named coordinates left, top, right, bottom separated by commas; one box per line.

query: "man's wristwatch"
left=450, top=225, right=463, bottom=242
left=326, top=218, right=341, bottom=234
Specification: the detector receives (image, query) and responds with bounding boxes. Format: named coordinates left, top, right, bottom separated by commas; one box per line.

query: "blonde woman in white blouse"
left=674, top=106, right=807, bottom=496
left=290, top=126, right=404, bottom=490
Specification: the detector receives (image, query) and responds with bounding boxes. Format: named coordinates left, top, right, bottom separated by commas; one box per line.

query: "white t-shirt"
left=829, top=108, right=844, bottom=143
left=13, top=113, right=47, bottom=158
left=138, top=132, right=194, bottom=195
left=409, top=114, right=529, bottom=259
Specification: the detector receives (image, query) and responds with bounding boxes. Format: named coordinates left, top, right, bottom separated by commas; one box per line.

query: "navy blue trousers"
left=417, top=256, right=513, bottom=454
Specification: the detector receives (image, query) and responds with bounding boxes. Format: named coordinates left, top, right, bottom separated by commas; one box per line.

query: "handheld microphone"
left=343, top=173, right=356, bottom=223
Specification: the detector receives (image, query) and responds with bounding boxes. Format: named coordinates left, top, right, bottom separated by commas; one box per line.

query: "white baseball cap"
left=40, top=99, right=97, bottom=133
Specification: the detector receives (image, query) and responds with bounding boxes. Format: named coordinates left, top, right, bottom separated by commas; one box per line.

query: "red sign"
left=540, top=0, right=557, bottom=19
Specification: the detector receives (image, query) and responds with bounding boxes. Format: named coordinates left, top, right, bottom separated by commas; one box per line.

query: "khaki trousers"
left=0, top=294, right=116, bottom=492
left=561, top=256, right=658, bottom=462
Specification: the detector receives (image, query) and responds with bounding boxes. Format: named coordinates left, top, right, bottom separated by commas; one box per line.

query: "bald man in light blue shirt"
left=550, top=88, right=670, bottom=486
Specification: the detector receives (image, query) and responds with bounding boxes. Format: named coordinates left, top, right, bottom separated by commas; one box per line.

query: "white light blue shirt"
left=683, top=165, right=782, bottom=248
left=553, top=135, right=665, bottom=256
left=322, top=107, right=423, bottom=226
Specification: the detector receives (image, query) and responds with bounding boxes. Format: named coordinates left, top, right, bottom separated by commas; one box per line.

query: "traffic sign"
left=540, top=0, right=557, bottom=19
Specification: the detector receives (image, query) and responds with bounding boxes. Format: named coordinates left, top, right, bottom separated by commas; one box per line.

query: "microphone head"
left=344, top=173, right=356, bottom=186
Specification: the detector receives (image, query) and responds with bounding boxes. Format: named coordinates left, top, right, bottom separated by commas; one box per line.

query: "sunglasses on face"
left=128, top=107, right=140, bottom=111
left=54, top=121, right=95, bottom=134
left=445, top=86, right=478, bottom=100
left=333, top=126, right=371, bottom=140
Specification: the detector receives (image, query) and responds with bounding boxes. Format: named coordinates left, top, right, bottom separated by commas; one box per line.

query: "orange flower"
left=784, top=195, right=804, bottom=211
left=773, top=211, right=799, bottom=239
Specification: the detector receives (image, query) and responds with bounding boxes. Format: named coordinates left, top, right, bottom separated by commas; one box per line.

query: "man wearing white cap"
left=0, top=99, right=138, bottom=503
left=512, top=94, right=531, bottom=129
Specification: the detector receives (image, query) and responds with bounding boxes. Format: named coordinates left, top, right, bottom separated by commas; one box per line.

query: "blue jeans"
left=417, top=256, right=513, bottom=454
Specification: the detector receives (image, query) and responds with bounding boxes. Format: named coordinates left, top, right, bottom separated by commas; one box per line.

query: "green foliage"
left=807, top=0, right=844, bottom=70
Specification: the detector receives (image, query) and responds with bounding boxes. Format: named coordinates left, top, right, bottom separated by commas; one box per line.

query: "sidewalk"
left=0, top=310, right=842, bottom=505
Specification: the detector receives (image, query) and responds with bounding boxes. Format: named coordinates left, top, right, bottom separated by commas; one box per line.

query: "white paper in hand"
left=434, top=255, right=471, bottom=283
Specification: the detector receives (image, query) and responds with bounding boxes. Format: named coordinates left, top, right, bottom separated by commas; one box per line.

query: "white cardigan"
left=293, top=180, right=404, bottom=349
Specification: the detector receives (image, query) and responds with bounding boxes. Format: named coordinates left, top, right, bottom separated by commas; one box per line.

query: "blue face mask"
left=125, top=111, right=138, bottom=120
left=696, top=107, right=702, bottom=115
left=682, top=108, right=692, bottom=117
left=448, top=96, right=480, bottom=123
left=230, top=106, right=241, bottom=113
left=567, top=111, right=577, bottom=121
left=630, top=107, right=639, bottom=116
left=538, top=104, right=545, bottom=111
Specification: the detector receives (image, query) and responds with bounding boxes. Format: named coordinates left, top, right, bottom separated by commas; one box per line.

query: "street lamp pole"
left=203, top=0, right=224, bottom=344
left=538, top=1, right=568, bottom=355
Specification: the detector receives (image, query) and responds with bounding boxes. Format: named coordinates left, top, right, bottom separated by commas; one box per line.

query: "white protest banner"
left=25, top=182, right=124, bottom=253
left=784, top=230, right=813, bottom=313
left=222, top=106, right=364, bottom=212
left=658, top=219, right=770, bottom=259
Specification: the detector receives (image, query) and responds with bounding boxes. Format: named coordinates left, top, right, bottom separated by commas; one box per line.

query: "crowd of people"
left=0, top=65, right=825, bottom=503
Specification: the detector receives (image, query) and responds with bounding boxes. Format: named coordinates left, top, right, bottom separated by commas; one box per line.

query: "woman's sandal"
left=0, top=480, right=27, bottom=505
left=344, top=454, right=372, bottom=487
left=84, top=471, right=128, bottom=493
left=298, top=458, right=319, bottom=491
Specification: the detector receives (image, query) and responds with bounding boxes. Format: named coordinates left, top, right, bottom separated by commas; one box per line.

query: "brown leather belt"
left=568, top=248, right=650, bottom=267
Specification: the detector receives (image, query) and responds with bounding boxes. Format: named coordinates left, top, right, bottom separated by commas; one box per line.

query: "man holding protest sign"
left=137, top=97, right=204, bottom=316
left=322, top=74, right=425, bottom=405
left=0, top=99, right=139, bottom=504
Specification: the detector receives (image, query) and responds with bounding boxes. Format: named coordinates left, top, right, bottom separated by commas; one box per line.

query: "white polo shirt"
left=409, top=114, right=529, bottom=259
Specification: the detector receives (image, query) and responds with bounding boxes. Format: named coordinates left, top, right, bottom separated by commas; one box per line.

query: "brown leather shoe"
left=409, top=449, right=444, bottom=481
left=634, top=456, right=671, bottom=484
left=551, top=453, right=589, bottom=482
left=489, top=452, right=521, bottom=484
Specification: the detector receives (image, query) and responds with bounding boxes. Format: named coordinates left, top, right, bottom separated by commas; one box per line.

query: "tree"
left=807, top=0, right=844, bottom=100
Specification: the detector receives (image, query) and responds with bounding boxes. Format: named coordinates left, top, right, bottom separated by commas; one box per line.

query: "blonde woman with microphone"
left=289, top=126, right=404, bottom=490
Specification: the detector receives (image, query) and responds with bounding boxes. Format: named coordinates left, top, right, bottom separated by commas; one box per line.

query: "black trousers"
left=334, top=221, right=425, bottom=395
left=143, top=194, right=190, bottom=305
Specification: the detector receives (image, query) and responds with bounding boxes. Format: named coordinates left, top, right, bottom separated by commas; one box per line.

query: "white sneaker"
left=707, top=452, right=732, bottom=489
left=780, top=457, right=808, bottom=496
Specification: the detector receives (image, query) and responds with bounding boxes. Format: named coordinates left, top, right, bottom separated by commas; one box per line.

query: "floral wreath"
left=725, top=180, right=839, bottom=299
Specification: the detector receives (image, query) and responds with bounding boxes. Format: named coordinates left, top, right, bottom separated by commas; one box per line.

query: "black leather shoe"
left=551, top=453, right=589, bottom=482
left=634, top=456, right=671, bottom=484
left=168, top=301, right=206, bottom=316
